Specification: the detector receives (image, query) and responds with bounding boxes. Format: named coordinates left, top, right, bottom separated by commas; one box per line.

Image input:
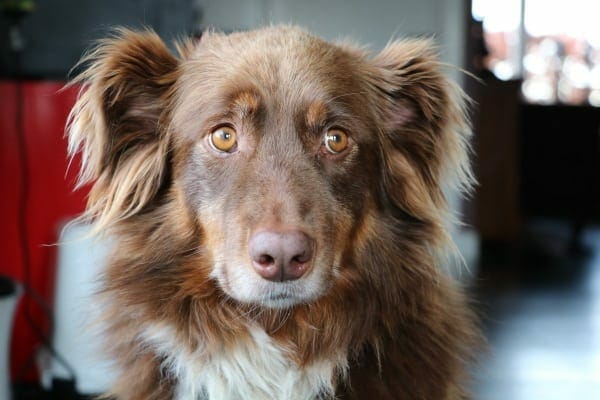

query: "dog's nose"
left=249, top=230, right=314, bottom=282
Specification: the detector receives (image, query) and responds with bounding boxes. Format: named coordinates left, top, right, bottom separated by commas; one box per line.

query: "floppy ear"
left=67, top=29, right=180, bottom=230
left=368, top=39, right=473, bottom=224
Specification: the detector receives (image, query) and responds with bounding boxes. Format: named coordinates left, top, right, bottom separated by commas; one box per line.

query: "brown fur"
left=68, top=26, right=479, bottom=399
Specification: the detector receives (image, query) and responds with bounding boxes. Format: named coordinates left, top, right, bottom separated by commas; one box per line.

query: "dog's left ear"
left=367, top=39, right=473, bottom=223
left=68, top=29, right=182, bottom=230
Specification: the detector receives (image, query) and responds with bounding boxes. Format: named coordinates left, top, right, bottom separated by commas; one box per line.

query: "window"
left=472, top=0, right=600, bottom=106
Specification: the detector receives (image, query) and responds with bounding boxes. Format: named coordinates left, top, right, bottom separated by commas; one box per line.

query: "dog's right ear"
left=68, top=29, right=181, bottom=230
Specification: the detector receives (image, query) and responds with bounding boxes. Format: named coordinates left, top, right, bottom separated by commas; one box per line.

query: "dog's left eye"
left=324, top=129, right=349, bottom=154
left=209, top=126, right=238, bottom=153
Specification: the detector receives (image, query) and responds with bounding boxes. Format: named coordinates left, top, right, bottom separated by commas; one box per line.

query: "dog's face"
left=69, top=27, right=471, bottom=309
left=170, top=30, right=383, bottom=308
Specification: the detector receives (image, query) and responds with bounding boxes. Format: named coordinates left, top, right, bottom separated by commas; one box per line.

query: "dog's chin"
left=224, top=281, right=325, bottom=309
left=216, top=268, right=330, bottom=309
left=255, top=292, right=308, bottom=309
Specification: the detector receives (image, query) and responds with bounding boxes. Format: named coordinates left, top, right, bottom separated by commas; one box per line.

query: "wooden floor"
left=473, top=222, right=600, bottom=399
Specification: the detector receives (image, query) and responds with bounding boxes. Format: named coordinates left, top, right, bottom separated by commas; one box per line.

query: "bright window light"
left=472, top=0, right=522, bottom=33
left=473, top=0, right=600, bottom=106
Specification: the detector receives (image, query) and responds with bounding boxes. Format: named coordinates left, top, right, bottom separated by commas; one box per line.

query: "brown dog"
left=68, top=26, right=478, bottom=399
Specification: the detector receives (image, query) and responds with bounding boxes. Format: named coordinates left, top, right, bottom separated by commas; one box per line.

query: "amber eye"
left=209, top=126, right=237, bottom=152
left=324, top=129, right=349, bottom=154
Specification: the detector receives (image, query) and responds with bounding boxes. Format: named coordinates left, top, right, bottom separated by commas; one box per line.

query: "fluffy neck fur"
left=141, top=321, right=341, bottom=400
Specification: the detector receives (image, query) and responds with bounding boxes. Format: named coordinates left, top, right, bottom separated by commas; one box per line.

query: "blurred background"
left=0, top=0, right=598, bottom=399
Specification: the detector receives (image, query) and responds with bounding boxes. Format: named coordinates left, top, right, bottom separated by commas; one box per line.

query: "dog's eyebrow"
left=305, top=100, right=329, bottom=128
left=231, top=90, right=262, bottom=118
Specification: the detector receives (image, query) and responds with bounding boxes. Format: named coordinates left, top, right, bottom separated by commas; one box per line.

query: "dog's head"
left=69, top=26, right=471, bottom=309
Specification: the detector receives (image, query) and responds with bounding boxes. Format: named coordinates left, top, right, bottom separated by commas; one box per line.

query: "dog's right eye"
left=324, top=128, right=349, bottom=154
left=209, top=126, right=238, bottom=153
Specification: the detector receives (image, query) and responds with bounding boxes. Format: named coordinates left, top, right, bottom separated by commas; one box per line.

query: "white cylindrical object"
left=40, top=222, right=116, bottom=394
left=0, top=276, right=21, bottom=400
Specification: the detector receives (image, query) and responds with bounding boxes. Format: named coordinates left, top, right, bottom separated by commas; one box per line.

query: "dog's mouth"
left=215, top=258, right=333, bottom=310
left=268, top=292, right=290, bottom=301
left=262, top=290, right=299, bottom=309
left=251, top=280, right=317, bottom=309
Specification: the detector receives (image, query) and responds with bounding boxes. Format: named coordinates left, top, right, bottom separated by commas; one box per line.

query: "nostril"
left=291, top=252, right=310, bottom=265
left=257, top=254, right=275, bottom=266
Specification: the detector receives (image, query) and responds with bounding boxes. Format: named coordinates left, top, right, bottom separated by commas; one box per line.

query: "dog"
left=67, top=26, right=478, bottom=399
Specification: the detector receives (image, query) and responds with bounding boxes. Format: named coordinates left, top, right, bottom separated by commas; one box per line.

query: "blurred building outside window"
left=472, top=0, right=600, bottom=106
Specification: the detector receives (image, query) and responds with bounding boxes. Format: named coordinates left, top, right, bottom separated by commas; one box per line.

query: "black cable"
left=9, top=17, right=78, bottom=384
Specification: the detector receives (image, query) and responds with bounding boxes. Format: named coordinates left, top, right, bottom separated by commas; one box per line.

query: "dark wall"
left=0, top=0, right=196, bottom=79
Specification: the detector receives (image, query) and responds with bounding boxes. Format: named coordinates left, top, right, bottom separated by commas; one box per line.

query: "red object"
left=0, top=80, right=88, bottom=381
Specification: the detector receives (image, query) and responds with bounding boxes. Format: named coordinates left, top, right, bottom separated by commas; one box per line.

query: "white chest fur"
left=142, top=323, right=340, bottom=400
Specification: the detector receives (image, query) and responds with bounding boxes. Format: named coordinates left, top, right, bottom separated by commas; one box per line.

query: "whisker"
left=327, top=91, right=369, bottom=102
